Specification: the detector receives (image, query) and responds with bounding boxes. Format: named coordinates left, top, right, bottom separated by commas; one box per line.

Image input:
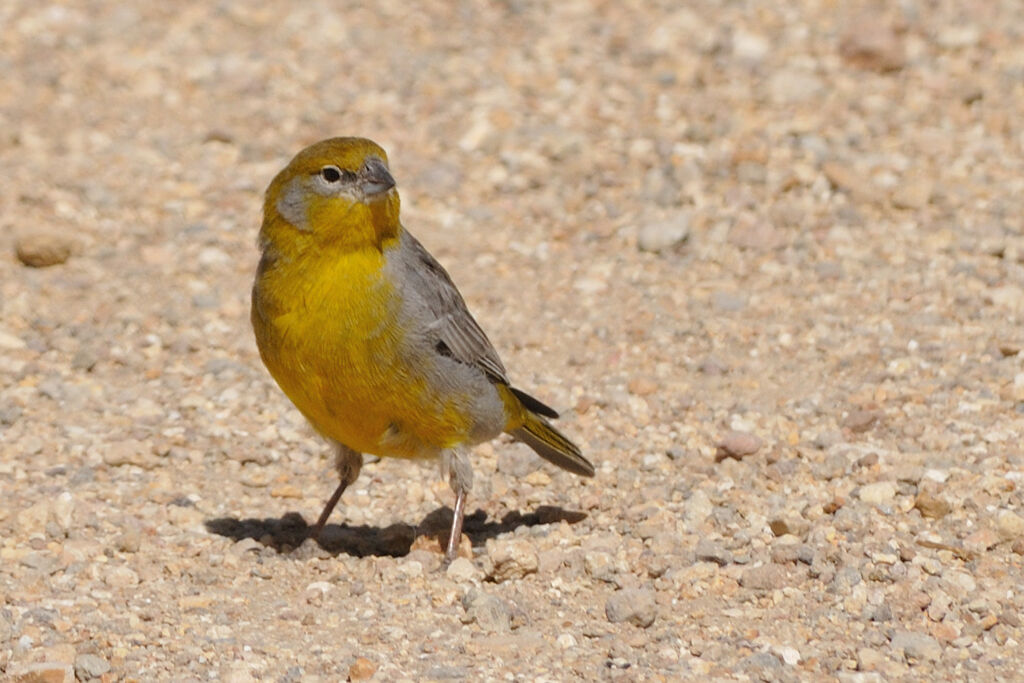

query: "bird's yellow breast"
left=251, top=241, right=471, bottom=458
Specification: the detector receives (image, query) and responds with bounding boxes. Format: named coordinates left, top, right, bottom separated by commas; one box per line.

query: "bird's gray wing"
left=399, top=232, right=510, bottom=385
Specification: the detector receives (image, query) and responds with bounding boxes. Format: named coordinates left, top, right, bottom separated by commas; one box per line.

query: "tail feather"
left=509, top=387, right=559, bottom=419
left=511, top=414, right=594, bottom=478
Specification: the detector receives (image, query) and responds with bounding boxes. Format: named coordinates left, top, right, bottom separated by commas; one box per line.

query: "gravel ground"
left=3, top=1, right=1024, bottom=680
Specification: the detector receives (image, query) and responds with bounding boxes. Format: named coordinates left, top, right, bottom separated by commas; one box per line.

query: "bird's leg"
left=442, top=449, right=474, bottom=563
left=446, top=486, right=467, bottom=562
left=310, top=441, right=363, bottom=540
left=311, top=480, right=347, bottom=538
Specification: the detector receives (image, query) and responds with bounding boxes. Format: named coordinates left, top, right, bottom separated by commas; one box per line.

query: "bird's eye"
left=318, top=166, right=358, bottom=184
left=320, top=165, right=342, bottom=183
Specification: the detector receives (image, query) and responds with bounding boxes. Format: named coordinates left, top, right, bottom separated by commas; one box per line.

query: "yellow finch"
left=251, top=137, right=594, bottom=561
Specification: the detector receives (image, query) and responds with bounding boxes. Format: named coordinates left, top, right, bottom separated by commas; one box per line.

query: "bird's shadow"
left=204, top=505, right=587, bottom=558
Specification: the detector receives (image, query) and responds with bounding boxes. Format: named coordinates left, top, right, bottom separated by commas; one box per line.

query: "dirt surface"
left=3, top=1, right=1024, bottom=680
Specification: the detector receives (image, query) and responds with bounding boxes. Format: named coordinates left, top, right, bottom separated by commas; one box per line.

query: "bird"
left=251, top=137, right=594, bottom=561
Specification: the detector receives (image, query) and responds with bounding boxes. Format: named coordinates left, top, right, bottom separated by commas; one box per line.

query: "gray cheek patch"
left=277, top=179, right=311, bottom=231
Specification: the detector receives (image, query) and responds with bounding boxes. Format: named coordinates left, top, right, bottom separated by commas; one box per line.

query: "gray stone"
left=769, top=68, right=824, bottom=104
left=694, top=539, right=732, bottom=566
left=711, top=290, right=747, bottom=312
left=584, top=551, right=619, bottom=583
left=771, top=544, right=801, bottom=564
left=605, top=588, right=657, bottom=627
left=0, top=610, right=14, bottom=642
left=75, top=653, right=112, bottom=679
left=890, top=630, right=942, bottom=662
left=637, top=213, right=689, bottom=253
left=740, top=564, right=788, bottom=591
left=461, top=590, right=512, bottom=633
left=812, top=430, right=843, bottom=449
left=831, top=566, right=862, bottom=593
left=740, top=651, right=782, bottom=673
left=865, top=604, right=892, bottom=622
left=838, top=673, right=885, bottom=683
left=0, top=404, right=22, bottom=425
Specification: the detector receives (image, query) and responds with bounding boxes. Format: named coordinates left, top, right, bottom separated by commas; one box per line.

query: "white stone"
left=556, top=633, right=577, bottom=649
left=0, top=330, right=26, bottom=350
left=52, top=492, right=75, bottom=532
left=733, top=29, right=770, bottom=62
left=446, top=557, right=480, bottom=582
left=776, top=646, right=801, bottom=666
left=858, top=482, right=897, bottom=506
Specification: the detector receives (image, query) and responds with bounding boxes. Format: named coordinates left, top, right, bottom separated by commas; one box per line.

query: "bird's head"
left=261, top=137, right=401, bottom=251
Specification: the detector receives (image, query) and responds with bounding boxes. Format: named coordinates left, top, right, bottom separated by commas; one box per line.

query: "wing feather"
left=400, top=232, right=509, bottom=384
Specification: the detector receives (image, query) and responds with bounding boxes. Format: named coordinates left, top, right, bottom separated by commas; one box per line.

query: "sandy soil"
left=2, top=1, right=1024, bottom=680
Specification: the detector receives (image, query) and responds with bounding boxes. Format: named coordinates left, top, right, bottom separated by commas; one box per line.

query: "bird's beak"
left=360, top=157, right=396, bottom=197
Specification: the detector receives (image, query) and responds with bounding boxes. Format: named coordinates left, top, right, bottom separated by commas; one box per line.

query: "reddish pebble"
left=715, top=431, right=763, bottom=461
left=348, top=657, right=376, bottom=681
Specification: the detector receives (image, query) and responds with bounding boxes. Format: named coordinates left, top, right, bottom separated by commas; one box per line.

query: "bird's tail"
left=510, top=412, right=595, bottom=477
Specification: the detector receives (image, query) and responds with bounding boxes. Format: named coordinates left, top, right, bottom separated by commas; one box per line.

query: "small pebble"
left=462, top=590, right=512, bottom=633
left=777, top=646, right=800, bottom=666
left=75, top=653, right=111, bottom=680
left=348, top=657, right=376, bottom=681
left=936, top=25, right=980, bottom=49
left=844, top=409, right=881, bottom=433
left=605, top=588, right=657, bottom=628
left=740, top=651, right=782, bottom=673
left=15, top=233, right=74, bottom=267
left=890, top=630, right=942, bottom=662
left=823, top=162, right=876, bottom=201
left=711, top=290, right=747, bottom=312
left=858, top=482, right=897, bottom=506
left=740, top=564, right=788, bottom=591
left=715, top=431, right=763, bottom=461
left=102, top=439, right=153, bottom=468
left=891, top=177, right=933, bottom=210
left=839, top=17, right=905, bottom=72
left=51, top=492, right=75, bottom=532
left=694, top=539, right=732, bottom=566
left=486, top=539, right=539, bottom=582
left=857, top=647, right=885, bottom=671
left=584, top=550, right=619, bottom=583
left=914, top=491, right=951, bottom=519
left=768, top=67, right=823, bottom=104
left=627, top=377, right=659, bottom=396
left=637, top=213, right=689, bottom=253
left=0, top=330, right=27, bottom=351
left=6, top=662, right=75, bottom=682
left=115, top=527, right=143, bottom=553
left=446, top=557, right=481, bottom=583
left=556, top=633, right=577, bottom=649
left=103, top=566, right=140, bottom=588
left=963, top=528, right=998, bottom=553
left=997, top=509, right=1024, bottom=539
